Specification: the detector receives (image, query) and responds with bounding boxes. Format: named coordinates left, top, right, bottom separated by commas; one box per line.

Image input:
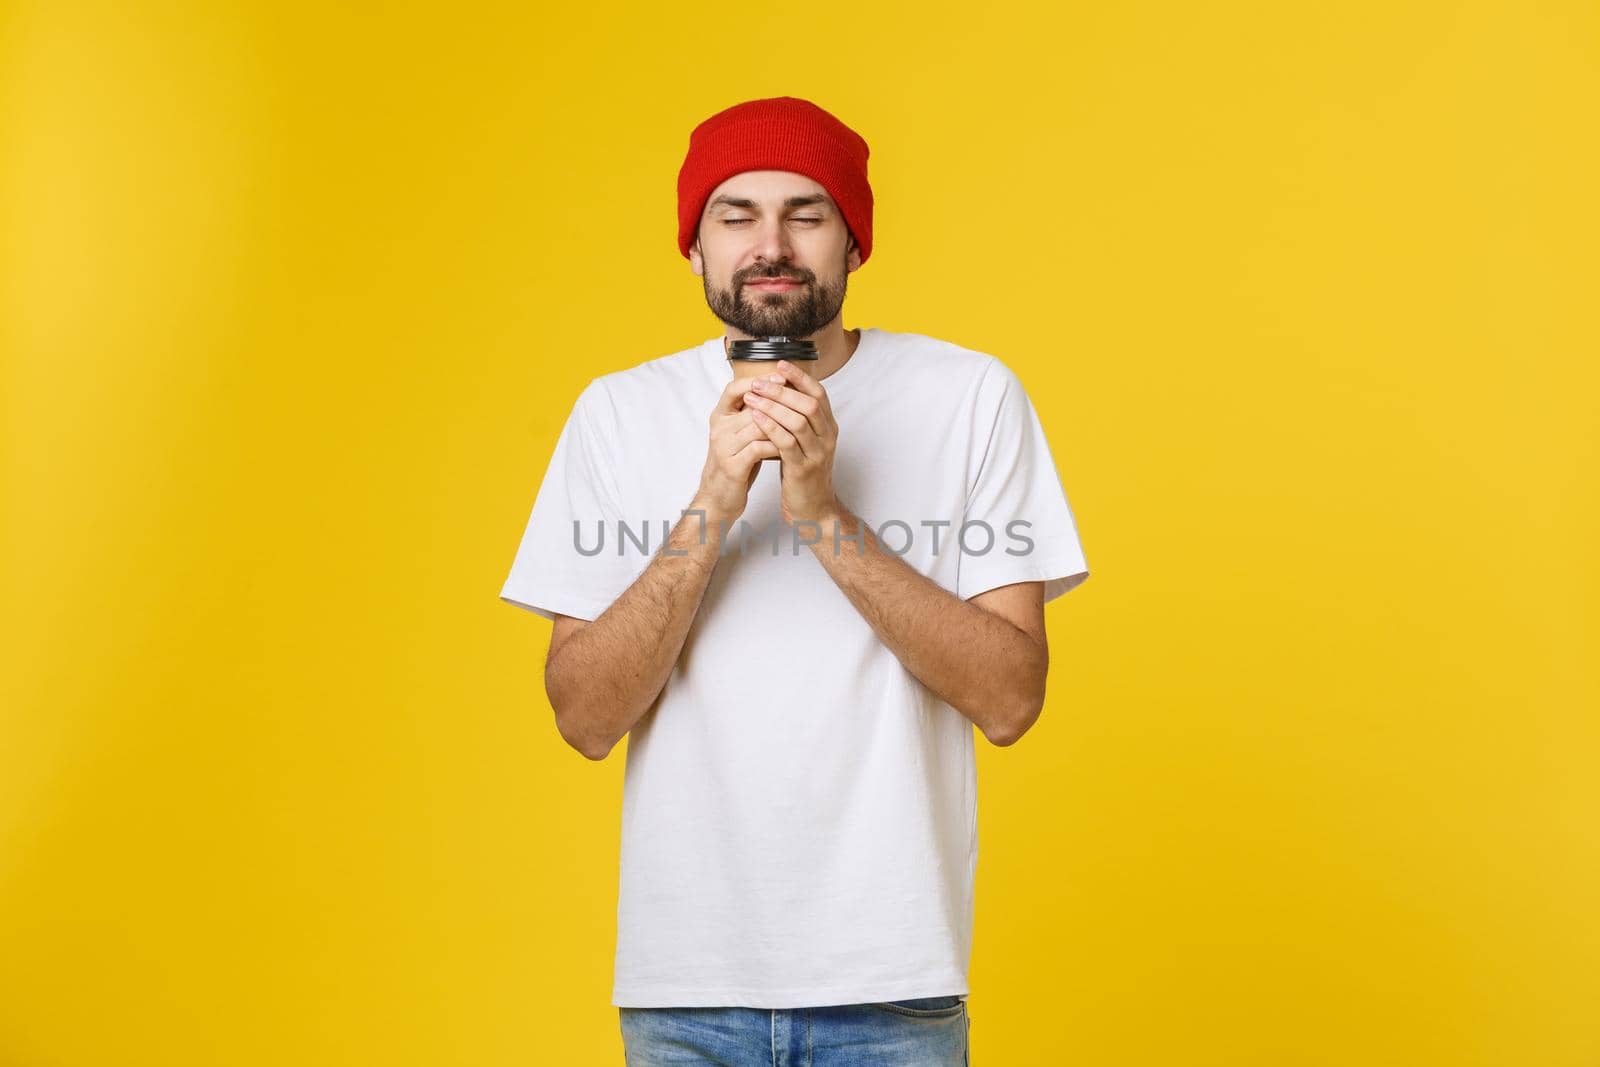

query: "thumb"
left=715, top=376, right=760, bottom=415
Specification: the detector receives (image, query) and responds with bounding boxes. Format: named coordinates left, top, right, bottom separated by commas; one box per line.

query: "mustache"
left=741, top=270, right=810, bottom=284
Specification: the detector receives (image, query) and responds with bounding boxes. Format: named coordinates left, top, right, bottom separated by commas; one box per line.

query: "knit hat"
left=676, top=96, right=874, bottom=266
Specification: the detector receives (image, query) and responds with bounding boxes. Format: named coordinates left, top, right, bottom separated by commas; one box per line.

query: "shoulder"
left=870, top=328, right=999, bottom=379
left=872, top=329, right=1026, bottom=410
left=575, top=339, right=715, bottom=421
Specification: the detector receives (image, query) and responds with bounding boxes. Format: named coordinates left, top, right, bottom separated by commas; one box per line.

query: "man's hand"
left=697, top=376, right=780, bottom=525
left=743, top=360, right=842, bottom=526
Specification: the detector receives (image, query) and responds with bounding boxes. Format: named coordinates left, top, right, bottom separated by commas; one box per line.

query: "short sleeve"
left=499, top=380, right=643, bottom=622
left=955, top=358, right=1090, bottom=605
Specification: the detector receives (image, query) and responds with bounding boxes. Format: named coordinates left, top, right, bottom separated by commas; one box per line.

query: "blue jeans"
left=619, top=995, right=970, bottom=1065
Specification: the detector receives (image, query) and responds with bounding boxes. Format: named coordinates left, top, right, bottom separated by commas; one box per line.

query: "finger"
left=767, top=360, right=826, bottom=405
left=727, top=418, right=768, bottom=452
left=741, top=390, right=809, bottom=435
left=713, top=375, right=763, bottom=416
left=749, top=404, right=804, bottom=463
left=717, top=404, right=763, bottom=431
left=765, top=361, right=836, bottom=437
left=747, top=376, right=828, bottom=440
left=744, top=394, right=813, bottom=460
left=718, top=407, right=763, bottom=440
left=734, top=438, right=780, bottom=467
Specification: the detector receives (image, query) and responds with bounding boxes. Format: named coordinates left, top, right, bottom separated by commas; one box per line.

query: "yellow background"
left=2, top=1, right=1596, bottom=1064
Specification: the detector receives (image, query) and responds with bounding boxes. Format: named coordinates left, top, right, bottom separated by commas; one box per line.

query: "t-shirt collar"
left=705, top=327, right=875, bottom=393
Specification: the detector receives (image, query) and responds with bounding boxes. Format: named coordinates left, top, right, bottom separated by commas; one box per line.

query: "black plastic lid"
left=727, top=336, right=819, bottom=362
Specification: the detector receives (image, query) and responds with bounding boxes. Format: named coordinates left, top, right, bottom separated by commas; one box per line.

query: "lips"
left=746, top=277, right=804, bottom=286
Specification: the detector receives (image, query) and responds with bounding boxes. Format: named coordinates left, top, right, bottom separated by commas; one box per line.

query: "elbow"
left=576, top=739, right=615, bottom=762
left=555, top=707, right=616, bottom=761
left=547, top=671, right=617, bottom=761
left=983, top=699, right=1042, bottom=747
left=983, top=657, right=1047, bottom=748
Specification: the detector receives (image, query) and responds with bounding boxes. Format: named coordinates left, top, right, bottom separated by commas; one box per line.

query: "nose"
left=748, top=214, right=796, bottom=271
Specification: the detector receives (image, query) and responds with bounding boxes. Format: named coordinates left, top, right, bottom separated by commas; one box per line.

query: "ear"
left=689, top=235, right=705, bottom=277
left=846, top=231, right=862, bottom=274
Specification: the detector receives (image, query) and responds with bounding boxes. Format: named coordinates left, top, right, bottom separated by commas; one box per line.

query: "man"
left=499, top=96, right=1090, bottom=1065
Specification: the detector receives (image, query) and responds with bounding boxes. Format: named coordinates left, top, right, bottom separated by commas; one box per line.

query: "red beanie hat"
left=677, top=96, right=874, bottom=266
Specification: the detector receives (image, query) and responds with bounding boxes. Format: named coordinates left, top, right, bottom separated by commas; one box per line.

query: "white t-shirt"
left=500, top=327, right=1090, bottom=1009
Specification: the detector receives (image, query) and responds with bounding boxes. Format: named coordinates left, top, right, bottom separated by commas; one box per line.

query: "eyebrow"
left=707, top=194, right=831, bottom=214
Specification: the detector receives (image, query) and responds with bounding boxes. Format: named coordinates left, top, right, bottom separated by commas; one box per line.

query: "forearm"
left=806, top=504, right=1046, bottom=744
left=546, top=497, right=728, bottom=759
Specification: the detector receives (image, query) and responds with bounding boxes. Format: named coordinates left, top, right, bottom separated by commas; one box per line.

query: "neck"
left=723, top=323, right=862, bottom=383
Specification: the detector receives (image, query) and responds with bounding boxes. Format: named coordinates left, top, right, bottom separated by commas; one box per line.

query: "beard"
left=703, top=256, right=849, bottom=338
